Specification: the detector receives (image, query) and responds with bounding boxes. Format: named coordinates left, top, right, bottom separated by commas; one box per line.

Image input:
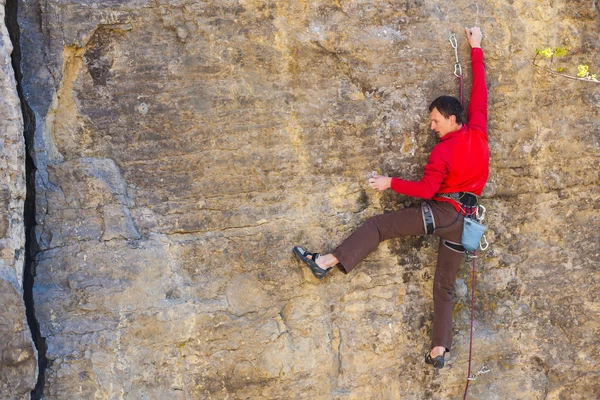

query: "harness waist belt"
left=436, top=192, right=479, bottom=207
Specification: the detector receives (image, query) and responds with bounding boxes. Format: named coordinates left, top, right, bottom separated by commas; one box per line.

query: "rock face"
left=12, top=0, right=600, bottom=398
left=0, top=1, right=38, bottom=398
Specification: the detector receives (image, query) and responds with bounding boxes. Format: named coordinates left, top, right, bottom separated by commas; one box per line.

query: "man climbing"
left=293, top=26, right=488, bottom=369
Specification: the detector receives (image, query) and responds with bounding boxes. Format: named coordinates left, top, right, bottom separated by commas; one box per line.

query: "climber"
left=293, top=26, right=488, bottom=369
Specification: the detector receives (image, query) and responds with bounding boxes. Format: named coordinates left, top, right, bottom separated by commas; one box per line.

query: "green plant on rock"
left=533, top=46, right=599, bottom=83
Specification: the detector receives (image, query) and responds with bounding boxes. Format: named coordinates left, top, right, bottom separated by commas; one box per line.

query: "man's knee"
left=364, top=214, right=388, bottom=230
left=434, top=281, right=454, bottom=299
left=363, top=215, right=383, bottom=240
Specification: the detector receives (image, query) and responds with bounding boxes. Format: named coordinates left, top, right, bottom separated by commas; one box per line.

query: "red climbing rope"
left=458, top=73, right=464, bottom=108
left=463, top=254, right=477, bottom=399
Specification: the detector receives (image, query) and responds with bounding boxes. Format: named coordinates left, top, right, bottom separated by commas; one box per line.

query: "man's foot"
left=425, top=347, right=446, bottom=369
left=292, top=246, right=338, bottom=279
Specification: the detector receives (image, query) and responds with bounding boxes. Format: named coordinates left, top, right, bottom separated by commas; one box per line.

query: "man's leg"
left=313, top=205, right=425, bottom=273
left=425, top=201, right=464, bottom=360
left=431, top=238, right=464, bottom=353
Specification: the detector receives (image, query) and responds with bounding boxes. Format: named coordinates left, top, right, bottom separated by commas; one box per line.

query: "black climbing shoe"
left=425, top=351, right=445, bottom=369
left=292, top=246, right=332, bottom=279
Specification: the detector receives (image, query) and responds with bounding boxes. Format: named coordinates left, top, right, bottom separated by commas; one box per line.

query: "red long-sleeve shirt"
left=390, top=48, right=489, bottom=212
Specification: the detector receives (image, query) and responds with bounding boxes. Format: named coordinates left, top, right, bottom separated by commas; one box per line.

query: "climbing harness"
left=438, top=192, right=478, bottom=217
left=449, top=34, right=464, bottom=106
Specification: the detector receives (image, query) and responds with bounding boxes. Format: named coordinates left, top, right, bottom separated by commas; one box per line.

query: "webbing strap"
left=422, top=203, right=435, bottom=234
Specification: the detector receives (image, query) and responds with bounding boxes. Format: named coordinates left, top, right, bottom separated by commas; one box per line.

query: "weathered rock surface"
left=0, top=1, right=38, bottom=398
left=12, top=0, right=600, bottom=398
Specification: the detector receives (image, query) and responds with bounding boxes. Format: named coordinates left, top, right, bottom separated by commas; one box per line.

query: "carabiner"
left=476, top=205, right=486, bottom=222
left=449, top=34, right=458, bottom=51
left=479, top=364, right=491, bottom=374
left=454, top=63, right=462, bottom=78
left=479, top=235, right=489, bottom=251
left=449, top=34, right=460, bottom=63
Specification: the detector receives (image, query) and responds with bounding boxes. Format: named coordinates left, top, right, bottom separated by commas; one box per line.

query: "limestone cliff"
left=5, top=0, right=600, bottom=398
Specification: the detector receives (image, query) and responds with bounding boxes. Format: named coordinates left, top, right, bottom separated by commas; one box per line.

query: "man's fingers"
left=465, top=26, right=481, bottom=35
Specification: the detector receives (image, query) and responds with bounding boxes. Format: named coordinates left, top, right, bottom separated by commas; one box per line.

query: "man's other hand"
left=368, top=175, right=392, bottom=191
left=465, top=26, right=482, bottom=49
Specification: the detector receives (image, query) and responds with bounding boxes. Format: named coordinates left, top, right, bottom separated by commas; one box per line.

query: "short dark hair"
left=429, top=96, right=465, bottom=124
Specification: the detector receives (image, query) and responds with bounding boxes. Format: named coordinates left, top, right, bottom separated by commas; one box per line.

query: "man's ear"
left=449, top=114, right=457, bottom=124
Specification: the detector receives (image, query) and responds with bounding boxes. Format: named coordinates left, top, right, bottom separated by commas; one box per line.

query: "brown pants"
left=332, top=201, right=464, bottom=351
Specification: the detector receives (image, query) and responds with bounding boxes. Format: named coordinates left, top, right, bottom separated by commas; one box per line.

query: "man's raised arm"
left=465, top=27, right=488, bottom=136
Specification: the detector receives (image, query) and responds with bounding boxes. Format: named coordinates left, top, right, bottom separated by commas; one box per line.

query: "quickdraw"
left=467, top=363, right=491, bottom=381
left=449, top=34, right=464, bottom=107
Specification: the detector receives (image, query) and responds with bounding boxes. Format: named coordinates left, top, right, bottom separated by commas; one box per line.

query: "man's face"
left=430, top=108, right=456, bottom=138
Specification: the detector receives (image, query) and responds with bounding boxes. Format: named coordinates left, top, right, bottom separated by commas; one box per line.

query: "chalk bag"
left=461, top=217, right=487, bottom=252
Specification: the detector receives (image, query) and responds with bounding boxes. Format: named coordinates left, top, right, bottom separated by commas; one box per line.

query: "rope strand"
left=463, top=255, right=477, bottom=399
